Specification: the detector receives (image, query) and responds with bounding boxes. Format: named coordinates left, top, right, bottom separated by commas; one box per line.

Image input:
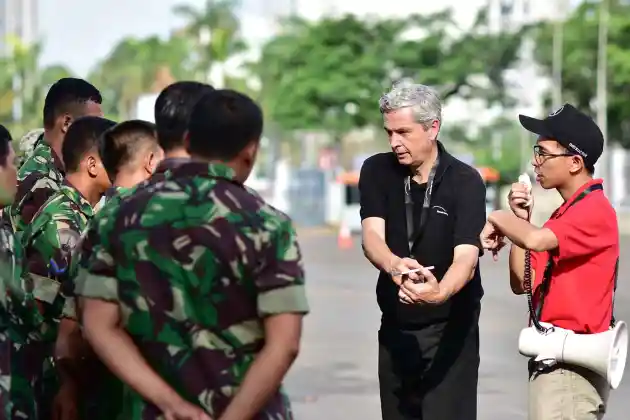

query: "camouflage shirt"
left=76, top=162, right=309, bottom=419
left=0, top=203, right=58, bottom=419
left=72, top=158, right=189, bottom=420
left=9, top=140, right=65, bottom=235
left=77, top=157, right=190, bottom=281
left=23, top=182, right=94, bottom=321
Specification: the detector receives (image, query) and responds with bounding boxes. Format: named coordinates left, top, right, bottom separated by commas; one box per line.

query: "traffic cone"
left=337, top=223, right=353, bottom=250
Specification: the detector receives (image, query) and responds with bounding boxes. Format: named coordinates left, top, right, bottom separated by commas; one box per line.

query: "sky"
left=40, top=0, right=206, bottom=77
left=38, top=0, right=575, bottom=78
left=37, top=0, right=486, bottom=77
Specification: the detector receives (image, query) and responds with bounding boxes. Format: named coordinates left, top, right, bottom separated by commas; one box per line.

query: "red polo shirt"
left=530, top=179, right=618, bottom=334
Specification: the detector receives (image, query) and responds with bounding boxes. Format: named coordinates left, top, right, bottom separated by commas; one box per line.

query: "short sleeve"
left=31, top=219, right=81, bottom=306
left=256, top=219, right=309, bottom=316
left=74, top=244, right=120, bottom=302
left=544, top=196, right=615, bottom=260
left=453, top=169, right=487, bottom=251
left=359, top=155, right=387, bottom=220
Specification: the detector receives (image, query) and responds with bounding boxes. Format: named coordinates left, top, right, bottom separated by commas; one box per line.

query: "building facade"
left=0, top=0, right=38, bottom=55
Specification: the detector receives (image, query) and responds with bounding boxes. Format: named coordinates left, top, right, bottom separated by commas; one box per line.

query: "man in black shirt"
left=359, top=79, right=487, bottom=420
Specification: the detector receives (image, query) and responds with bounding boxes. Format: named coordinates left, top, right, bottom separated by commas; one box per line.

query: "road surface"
left=285, top=231, right=630, bottom=419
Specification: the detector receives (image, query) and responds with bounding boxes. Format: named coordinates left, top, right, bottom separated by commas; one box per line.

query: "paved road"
left=285, top=232, right=630, bottom=419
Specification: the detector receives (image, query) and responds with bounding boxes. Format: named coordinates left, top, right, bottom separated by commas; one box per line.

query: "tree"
left=173, top=0, right=247, bottom=87
left=253, top=9, right=528, bottom=142
left=0, top=37, right=73, bottom=135
left=534, top=0, right=630, bottom=147
left=88, top=34, right=195, bottom=119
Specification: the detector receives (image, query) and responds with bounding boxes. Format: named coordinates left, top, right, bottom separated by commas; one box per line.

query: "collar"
left=36, top=138, right=65, bottom=175
left=59, top=181, right=94, bottom=218
left=170, top=161, right=236, bottom=181
left=396, top=140, right=454, bottom=183
left=155, top=157, right=191, bottom=175
left=552, top=178, right=603, bottom=219
left=104, top=186, right=122, bottom=200
left=432, top=141, right=455, bottom=184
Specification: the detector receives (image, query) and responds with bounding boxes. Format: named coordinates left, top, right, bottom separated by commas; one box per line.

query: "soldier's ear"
left=241, top=140, right=260, bottom=169
left=86, top=155, right=98, bottom=177
left=60, top=114, right=72, bottom=134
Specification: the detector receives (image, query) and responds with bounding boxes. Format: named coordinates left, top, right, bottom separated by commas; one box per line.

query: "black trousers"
left=378, top=307, right=480, bottom=420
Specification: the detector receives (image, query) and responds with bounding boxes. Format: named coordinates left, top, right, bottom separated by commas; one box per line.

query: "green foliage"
left=254, top=9, right=528, bottom=141
left=87, top=35, right=196, bottom=119
left=2, top=3, right=529, bottom=148
left=0, top=39, right=73, bottom=136
left=442, top=117, right=527, bottom=183
left=534, top=0, right=630, bottom=147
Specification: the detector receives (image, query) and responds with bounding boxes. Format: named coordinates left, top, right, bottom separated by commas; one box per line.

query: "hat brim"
left=518, top=115, right=553, bottom=139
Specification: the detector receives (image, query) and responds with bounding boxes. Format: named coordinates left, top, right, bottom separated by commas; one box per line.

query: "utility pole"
left=596, top=0, right=609, bottom=185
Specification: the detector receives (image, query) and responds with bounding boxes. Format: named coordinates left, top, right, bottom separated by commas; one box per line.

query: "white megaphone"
left=518, top=321, right=629, bottom=389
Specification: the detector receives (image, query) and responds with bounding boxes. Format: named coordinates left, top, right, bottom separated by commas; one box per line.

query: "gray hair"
left=379, top=78, right=442, bottom=129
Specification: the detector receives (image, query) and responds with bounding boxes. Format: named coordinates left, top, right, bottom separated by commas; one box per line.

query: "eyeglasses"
left=532, top=145, right=575, bottom=165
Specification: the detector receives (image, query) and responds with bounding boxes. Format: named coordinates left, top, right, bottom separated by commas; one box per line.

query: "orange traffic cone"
left=337, top=223, right=353, bottom=250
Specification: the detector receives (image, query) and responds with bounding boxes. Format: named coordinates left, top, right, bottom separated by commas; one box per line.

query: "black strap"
left=534, top=184, right=617, bottom=327
left=404, top=155, right=440, bottom=255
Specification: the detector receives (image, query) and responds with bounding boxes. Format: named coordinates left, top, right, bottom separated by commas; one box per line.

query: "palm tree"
left=0, top=36, right=73, bottom=135
left=173, top=0, right=247, bottom=87
left=88, top=34, right=195, bottom=119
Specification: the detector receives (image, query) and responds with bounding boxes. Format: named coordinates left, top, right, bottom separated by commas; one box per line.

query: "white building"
left=0, top=0, right=38, bottom=54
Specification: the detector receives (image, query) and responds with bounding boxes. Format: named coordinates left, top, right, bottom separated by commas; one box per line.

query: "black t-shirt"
left=359, top=141, right=486, bottom=328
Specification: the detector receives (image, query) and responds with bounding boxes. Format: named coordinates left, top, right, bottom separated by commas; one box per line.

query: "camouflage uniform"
left=8, top=139, right=65, bottom=235
left=20, top=182, right=93, bottom=417
left=0, top=203, right=64, bottom=419
left=75, top=161, right=309, bottom=419
left=72, top=158, right=190, bottom=419
left=16, top=129, right=45, bottom=168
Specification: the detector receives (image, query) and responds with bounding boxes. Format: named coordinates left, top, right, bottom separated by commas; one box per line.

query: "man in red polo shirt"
left=480, top=103, right=618, bottom=420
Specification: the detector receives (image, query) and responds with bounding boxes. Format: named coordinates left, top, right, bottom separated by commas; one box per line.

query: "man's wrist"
left=438, top=283, right=454, bottom=303
left=386, top=255, right=401, bottom=274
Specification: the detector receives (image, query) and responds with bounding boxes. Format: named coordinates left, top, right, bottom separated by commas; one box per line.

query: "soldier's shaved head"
left=43, top=78, right=103, bottom=130
left=99, top=120, right=161, bottom=181
left=154, top=81, right=214, bottom=153
left=188, top=89, right=263, bottom=161
left=62, top=116, right=116, bottom=173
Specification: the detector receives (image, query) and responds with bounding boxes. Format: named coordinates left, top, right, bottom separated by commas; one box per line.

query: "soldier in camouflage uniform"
left=75, top=84, right=212, bottom=419
left=21, top=116, right=115, bottom=419
left=7, top=78, right=103, bottom=235
left=0, top=125, right=61, bottom=419
left=71, top=119, right=162, bottom=419
left=78, top=81, right=215, bottom=289
left=76, top=89, right=309, bottom=420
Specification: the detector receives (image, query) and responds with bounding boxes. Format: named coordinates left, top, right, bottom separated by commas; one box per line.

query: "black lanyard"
left=404, top=155, right=440, bottom=255
left=534, top=183, right=617, bottom=326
